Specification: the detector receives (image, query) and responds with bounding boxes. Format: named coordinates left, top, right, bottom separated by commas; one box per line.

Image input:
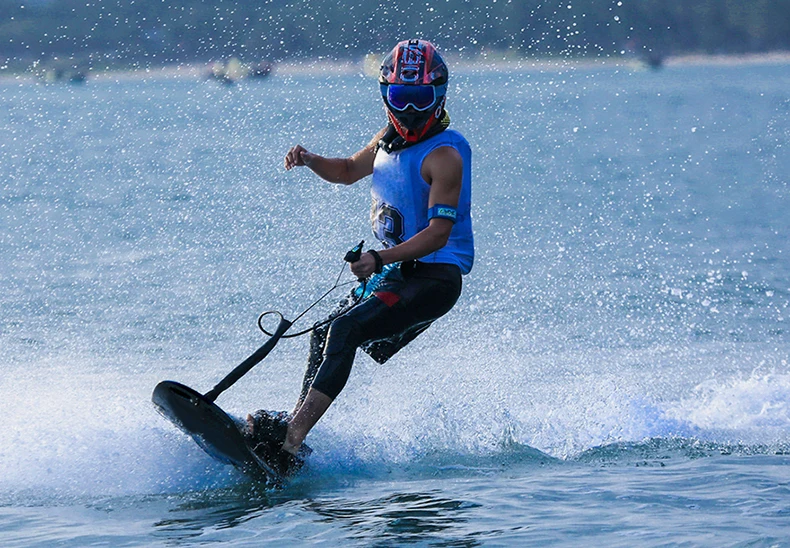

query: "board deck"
left=152, top=380, right=283, bottom=485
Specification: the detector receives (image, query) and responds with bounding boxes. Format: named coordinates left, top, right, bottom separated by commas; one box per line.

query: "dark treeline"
left=1, top=0, right=789, bottom=68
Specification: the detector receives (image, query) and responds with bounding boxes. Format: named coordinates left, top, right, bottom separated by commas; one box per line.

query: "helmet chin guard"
left=379, top=39, right=448, bottom=143
left=385, top=98, right=446, bottom=142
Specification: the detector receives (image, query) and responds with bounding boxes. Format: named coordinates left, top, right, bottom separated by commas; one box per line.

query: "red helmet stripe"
left=421, top=46, right=434, bottom=84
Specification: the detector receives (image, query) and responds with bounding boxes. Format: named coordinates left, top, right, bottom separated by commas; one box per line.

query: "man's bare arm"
left=284, top=127, right=387, bottom=185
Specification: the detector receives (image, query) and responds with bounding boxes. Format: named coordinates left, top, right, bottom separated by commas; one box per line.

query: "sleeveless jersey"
left=370, top=128, right=474, bottom=274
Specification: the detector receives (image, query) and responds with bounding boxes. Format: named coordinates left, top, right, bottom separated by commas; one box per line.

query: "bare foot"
left=244, top=414, right=255, bottom=436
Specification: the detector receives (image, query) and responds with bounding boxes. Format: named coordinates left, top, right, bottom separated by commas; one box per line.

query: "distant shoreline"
left=1, top=51, right=788, bottom=84
left=447, top=50, right=790, bottom=73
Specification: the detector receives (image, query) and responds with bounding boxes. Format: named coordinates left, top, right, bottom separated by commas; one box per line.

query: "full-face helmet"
left=379, top=39, right=448, bottom=143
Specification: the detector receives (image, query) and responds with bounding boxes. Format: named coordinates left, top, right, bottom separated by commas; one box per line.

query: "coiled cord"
left=256, top=261, right=367, bottom=339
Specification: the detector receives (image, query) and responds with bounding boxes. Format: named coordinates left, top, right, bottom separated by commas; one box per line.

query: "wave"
left=529, top=372, right=790, bottom=460
left=2, top=356, right=789, bottom=501
left=575, top=436, right=790, bottom=466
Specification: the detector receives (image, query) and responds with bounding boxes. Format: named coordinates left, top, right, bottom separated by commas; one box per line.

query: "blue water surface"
left=1, top=60, right=789, bottom=546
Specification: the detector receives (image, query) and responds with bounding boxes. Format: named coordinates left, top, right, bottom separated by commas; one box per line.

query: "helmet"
left=379, top=39, right=448, bottom=143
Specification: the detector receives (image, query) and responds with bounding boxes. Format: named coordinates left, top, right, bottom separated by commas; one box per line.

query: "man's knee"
left=310, top=315, right=364, bottom=400
left=323, top=314, right=364, bottom=357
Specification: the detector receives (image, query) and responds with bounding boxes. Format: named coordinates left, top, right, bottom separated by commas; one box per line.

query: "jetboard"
left=152, top=380, right=285, bottom=485
left=152, top=246, right=366, bottom=486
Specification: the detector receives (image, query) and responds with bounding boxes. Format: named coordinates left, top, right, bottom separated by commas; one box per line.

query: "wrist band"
left=368, top=250, right=384, bottom=274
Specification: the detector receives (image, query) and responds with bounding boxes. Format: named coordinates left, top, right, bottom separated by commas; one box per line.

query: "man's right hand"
left=282, top=140, right=375, bottom=185
left=284, top=145, right=315, bottom=170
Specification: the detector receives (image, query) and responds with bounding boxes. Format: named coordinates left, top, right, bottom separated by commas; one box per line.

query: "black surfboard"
left=152, top=380, right=284, bottom=484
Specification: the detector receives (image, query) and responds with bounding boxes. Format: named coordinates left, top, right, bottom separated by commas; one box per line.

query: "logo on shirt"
left=371, top=201, right=405, bottom=248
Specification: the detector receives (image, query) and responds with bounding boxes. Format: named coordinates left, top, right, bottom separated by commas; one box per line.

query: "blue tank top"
left=371, top=128, right=474, bottom=274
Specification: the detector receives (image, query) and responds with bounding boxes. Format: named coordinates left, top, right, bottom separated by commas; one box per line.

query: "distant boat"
left=42, top=67, right=88, bottom=84
left=69, top=71, right=87, bottom=84
left=361, top=52, right=383, bottom=78
left=205, top=58, right=274, bottom=84
left=644, top=52, right=664, bottom=70
left=206, top=59, right=240, bottom=84
left=248, top=61, right=273, bottom=79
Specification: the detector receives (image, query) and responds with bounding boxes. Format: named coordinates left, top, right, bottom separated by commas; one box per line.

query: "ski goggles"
left=381, top=83, right=446, bottom=112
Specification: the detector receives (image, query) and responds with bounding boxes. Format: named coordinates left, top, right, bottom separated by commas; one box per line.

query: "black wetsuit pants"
left=297, top=261, right=462, bottom=402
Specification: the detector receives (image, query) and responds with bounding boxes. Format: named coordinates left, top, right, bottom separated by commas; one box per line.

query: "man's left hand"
left=350, top=252, right=377, bottom=280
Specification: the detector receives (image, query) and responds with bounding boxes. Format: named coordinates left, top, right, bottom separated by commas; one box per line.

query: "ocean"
left=1, top=60, right=789, bottom=546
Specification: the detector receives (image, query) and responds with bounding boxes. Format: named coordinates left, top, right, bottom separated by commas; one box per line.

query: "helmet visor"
left=384, top=84, right=439, bottom=112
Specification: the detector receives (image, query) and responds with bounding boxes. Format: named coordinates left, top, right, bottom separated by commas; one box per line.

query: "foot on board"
left=244, top=409, right=312, bottom=477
